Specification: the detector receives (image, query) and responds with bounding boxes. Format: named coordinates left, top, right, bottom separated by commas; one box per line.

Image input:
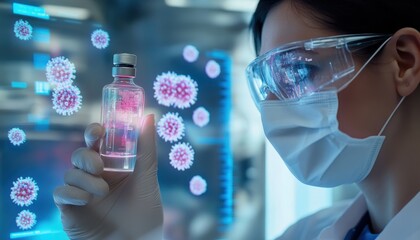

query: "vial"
left=100, top=53, right=145, bottom=172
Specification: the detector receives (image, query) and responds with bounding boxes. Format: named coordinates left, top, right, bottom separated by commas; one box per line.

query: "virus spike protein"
left=205, top=60, right=221, bottom=79
left=52, top=85, right=83, bottom=116
left=189, top=175, right=207, bottom=196
left=157, top=112, right=185, bottom=142
left=10, top=177, right=39, bottom=207
left=14, top=19, right=32, bottom=40
left=169, top=142, right=195, bottom=171
left=16, top=210, right=37, bottom=230
left=91, top=29, right=110, bottom=49
left=154, top=72, right=177, bottom=107
left=8, top=128, right=26, bottom=146
left=45, top=56, right=76, bottom=87
left=172, top=74, right=198, bottom=109
left=183, top=45, right=199, bottom=63
left=193, top=107, right=210, bottom=127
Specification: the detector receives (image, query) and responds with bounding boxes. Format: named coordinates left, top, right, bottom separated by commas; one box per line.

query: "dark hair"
left=250, top=0, right=420, bottom=55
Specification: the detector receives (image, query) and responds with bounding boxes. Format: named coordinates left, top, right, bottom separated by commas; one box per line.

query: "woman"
left=53, top=0, right=420, bottom=239
left=248, top=0, right=420, bottom=239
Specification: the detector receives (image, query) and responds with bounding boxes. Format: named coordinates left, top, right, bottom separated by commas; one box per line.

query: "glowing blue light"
left=207, top=50, right=234, bottom=234
left=33, top=28, right=50, bottom=43
left=11, top=81, right=27, bottom=89
left=33, top=53, right=50, bottom=70
left=197, top=137, right=224, bottom=145
left=13, top=3, right=50, bottom=20
left=220, top=217, right=233, bottom=224
left=35, top=81, right=50, bottom=95
left=10, top=230, right=63, bottom=239
left=220, top=207, right=233, bottom=215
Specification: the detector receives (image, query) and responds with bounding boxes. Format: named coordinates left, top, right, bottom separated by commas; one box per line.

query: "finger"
left=71, top=148, right=104, bottom=175
left=133, top=114, right=157, bottom=176
left=84, top=123, right=105, bottom=151
left=64, top=168, right=109, bottom=197
left=53, top=185, right=92, bottom=207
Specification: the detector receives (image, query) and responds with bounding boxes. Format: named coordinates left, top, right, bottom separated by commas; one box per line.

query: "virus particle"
left=116, top=90, right=142, bottom=112
left=8, top=128, right=26, bottom=146
left=173, top=74, right=198, bottom=109
left=52, top=85, right=83, bottom=116
left=157, top=112, right=185, bottom=142
left=189, top=175, right=207, bottom=196
left=45, top=56, right=76, bottom=87
left=16, top=210, right=37, bottom=230
left=193, top=107, right=210, bottom=127
left=154, top=72, right=176, bottom=107
left=169, top=142, right=194, bottom=171
left=183, top=45, right=199, bottom=63
left=91, top=29, right=110, bottom=49
left=14, top=19, right=32, bottom=40
left=205, top=60, right=221, bottom=79
left=10, top=177, right=39, bottom=207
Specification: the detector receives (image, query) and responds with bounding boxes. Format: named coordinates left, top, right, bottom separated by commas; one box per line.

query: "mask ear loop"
left=350, top=36, right=406, bottom=137
left=378, top=96, right=405, bottom=136
left=340, top=36, right=402, bottom=137
left=340, top=37, right=392, bottom=91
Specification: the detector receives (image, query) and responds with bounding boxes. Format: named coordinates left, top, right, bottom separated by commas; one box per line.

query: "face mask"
left=260, top=91, right=404, bottom=187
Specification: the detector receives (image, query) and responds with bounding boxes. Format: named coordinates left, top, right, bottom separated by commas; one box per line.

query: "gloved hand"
left=53, top=114, right=163, bottom=240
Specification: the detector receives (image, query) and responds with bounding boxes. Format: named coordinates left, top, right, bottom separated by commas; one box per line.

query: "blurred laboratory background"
left=0, top=0, right=359, bottom=239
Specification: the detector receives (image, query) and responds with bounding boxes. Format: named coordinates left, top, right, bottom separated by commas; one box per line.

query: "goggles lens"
left=246, top=34, right=390, bottom=105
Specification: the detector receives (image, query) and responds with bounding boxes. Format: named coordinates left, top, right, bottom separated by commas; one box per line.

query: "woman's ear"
left=390, top=28, right=420, bottom=97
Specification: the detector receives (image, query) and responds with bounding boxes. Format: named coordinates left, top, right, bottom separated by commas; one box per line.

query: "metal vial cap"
left=112, top=53, right=137, bottom=77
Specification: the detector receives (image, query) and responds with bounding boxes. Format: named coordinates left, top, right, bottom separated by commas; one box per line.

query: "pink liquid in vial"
left=101, top=86, right=144, bottom=171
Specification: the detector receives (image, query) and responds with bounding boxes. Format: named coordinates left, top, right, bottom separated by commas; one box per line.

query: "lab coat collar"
left=318, top=192, right=366, bottom=239
left=318, top=191, right=420, bottom=239
left=378, top=192, right=420, bottom=240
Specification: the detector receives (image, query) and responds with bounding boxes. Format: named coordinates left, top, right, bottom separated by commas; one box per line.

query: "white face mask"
left=260, top=91, right=404, bottom=187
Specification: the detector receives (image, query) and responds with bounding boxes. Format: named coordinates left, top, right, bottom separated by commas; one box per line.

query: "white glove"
left=53, top=114, right=163, bottom=240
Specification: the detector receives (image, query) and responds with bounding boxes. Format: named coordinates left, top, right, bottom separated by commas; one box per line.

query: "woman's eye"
left=284, top=63, right=318, bottom=83
left=297, top=63, right=318, bottom=80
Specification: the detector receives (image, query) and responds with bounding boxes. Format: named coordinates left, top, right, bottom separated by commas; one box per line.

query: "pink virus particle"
left=169, top=142, right=195, bottom=171
left=173, top=74, right=198, bottom=109
left=10, top=177, right=39, bottom=207
left=157, top=112, right=185, bottom=143
left=183, top=45, right=199, bottom=63
left=154, top=72, right=176, bottom=107
left=205, top=60, right=221, bottom=79
left=8, top=128, right=26, bottom=146
left=91, top=29, right=110, bottom=49
left=189, top=175, right=207, bottom=196
left=193, top=107, right=210, bottom=127
left=14, top=19, right=32, bottom=40
left=16, top=210, right=37, bottom=230
left=52, top=85, right=83, bottom=116
left=45, top=56, right=76, bottom=87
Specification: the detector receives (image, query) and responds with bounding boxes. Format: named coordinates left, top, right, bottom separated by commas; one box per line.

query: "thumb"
left=133, top=114, right=157, bottom=177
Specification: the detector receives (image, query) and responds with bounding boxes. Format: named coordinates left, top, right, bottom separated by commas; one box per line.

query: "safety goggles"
left=246, top=34, right=391, bottom=105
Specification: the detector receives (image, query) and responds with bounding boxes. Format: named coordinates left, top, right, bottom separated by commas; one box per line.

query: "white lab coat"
left=276, top=192, right=420, bottom=240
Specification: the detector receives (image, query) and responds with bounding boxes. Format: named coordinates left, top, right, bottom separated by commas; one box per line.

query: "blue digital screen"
left=13, top=3, right=49, bottom=20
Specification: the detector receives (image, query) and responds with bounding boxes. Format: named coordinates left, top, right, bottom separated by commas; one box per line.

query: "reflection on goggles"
left=246, top=34, right=391, bottom=106
left=271, top=50, right=318, bottom=99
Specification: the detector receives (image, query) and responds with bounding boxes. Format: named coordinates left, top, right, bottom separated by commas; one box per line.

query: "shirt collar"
left=319, top=192, right=420, bottom=239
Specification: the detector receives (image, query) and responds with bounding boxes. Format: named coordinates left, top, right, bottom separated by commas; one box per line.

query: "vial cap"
left=113, top=53, right=137, bottom=67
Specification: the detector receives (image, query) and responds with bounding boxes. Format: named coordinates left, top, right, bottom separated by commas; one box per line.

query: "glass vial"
left=100, top=53, right=145, bottom=172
